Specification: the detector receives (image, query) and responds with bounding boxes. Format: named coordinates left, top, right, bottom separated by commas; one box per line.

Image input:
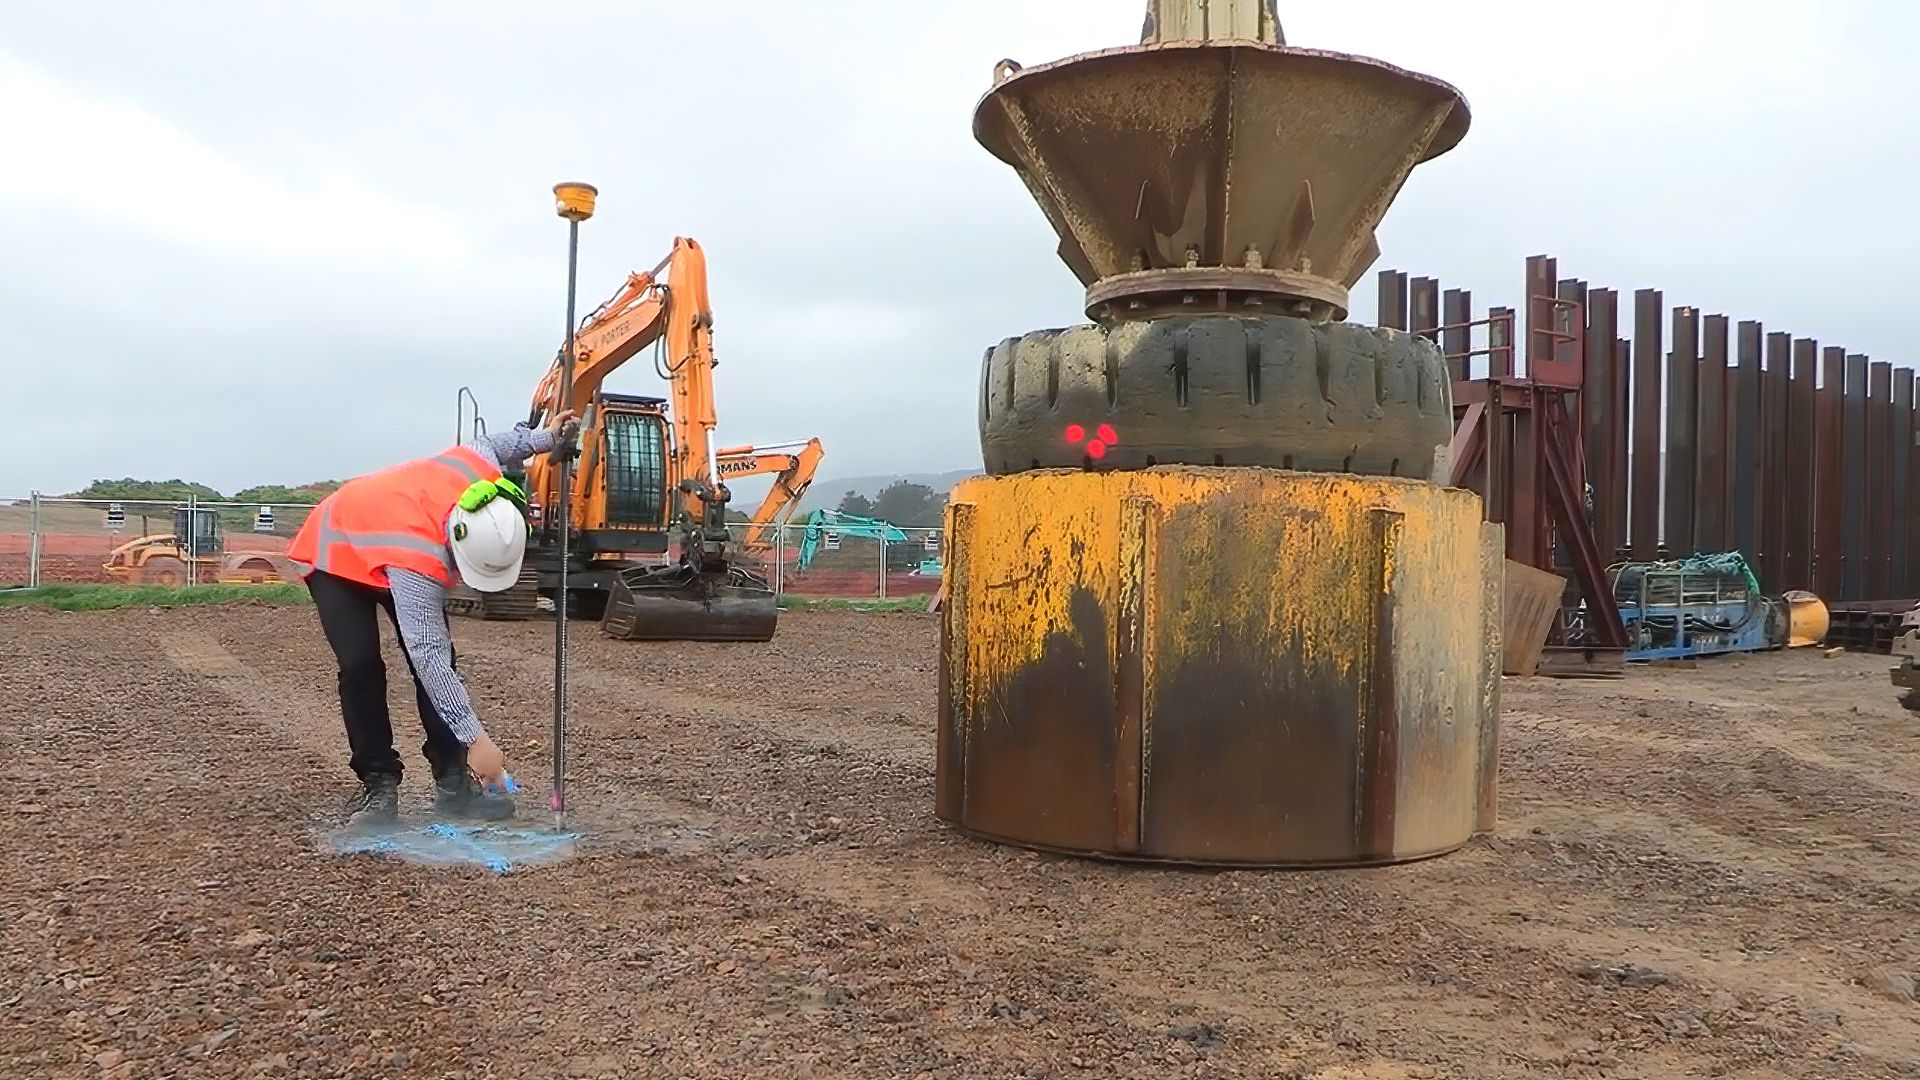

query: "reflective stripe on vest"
left=308, top=501, right=455, bottom=579
left=428, top=450, right=487, bottom=486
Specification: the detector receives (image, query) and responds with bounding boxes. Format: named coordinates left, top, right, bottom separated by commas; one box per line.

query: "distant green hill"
left=61, top=478, right=342, bottom=504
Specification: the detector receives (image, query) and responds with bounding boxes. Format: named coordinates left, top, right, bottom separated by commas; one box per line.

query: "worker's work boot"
left=347, top=772, right=401, bottom=831
left=433, top=772, right=516, bottom=821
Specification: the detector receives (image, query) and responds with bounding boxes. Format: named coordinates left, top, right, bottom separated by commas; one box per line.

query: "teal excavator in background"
left=794, top=509, right=908, bottom=573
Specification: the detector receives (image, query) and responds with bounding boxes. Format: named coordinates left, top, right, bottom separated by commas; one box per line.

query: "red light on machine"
left=1065, top=421, right=1116, bottom=462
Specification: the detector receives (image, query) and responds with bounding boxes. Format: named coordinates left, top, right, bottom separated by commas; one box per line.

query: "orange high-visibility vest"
left=287, top=445, right=501, bottom=589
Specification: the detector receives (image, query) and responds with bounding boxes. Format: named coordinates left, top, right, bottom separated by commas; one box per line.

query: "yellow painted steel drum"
left=936, top=467, right=1501, bottom=867
left=1782, top=590, right=1829, bottom=648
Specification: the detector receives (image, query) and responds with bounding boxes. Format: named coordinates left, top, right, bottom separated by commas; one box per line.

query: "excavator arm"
left=793, top=509, right=909, bottom=573
left=714, top=438, right=826, bottom=550
left=525, top=236, right=723, bottom=532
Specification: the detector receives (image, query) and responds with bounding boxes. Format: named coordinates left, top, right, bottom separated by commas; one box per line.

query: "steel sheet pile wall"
left=1381, top=258, right=1913, bottom=602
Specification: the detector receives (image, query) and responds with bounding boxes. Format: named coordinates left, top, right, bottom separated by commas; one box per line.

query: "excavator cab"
left=579, top=393, right=674, bottom=550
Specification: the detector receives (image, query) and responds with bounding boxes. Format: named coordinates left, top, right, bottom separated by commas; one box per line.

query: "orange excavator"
left=509, top=236, right=823, bottom=641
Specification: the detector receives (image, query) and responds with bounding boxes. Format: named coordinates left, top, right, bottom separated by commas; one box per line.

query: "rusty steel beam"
left=1613, top=338, right=1631, bottom=558
left=1540, top=391, right=1628, bottom=656
left=1786, top=339, right=1817, bottom=590
left=1896, top=369, right=1914, bottom=597
left=1911, top=374, right=1920, bottom=598
left=1825, top=599, right=1920, bottom=653
left=1484, top=379, right=1506, bottom=532
left=1761, top=333, right=1791, bottom=593
left=1441, top=288, right=1472, bottom=381
left=1909, top=375, right=1920, bottom=597
left=1511, top=262, right=1571, bottom=567
left=1696, top=315, right=1729, bottom=554
left=1511, top=408, right=1542, bottom=566
left=1870, top=361, right=1894, bottom=598
left=1377, top=270, right=1409, bottom=331
left=1631, top=290, right=1663, bottom=558
left=1584, top=289, right=1623, bottom=559
left=1815, top=347, right=1845, bottom=599
left=1667, top=306, right=1700, bottom=557
left=1843, top=353, right=1868, bottom=599
left=1525, top=257, right=1556, bottom=377
left=1557, top=276, right=1589, bottom=564
left=1556, top=276, right=1586, bottom=358
left=1489, top=304, right=1515, bottom=378
left=1410, top=276, right=1441, bottom=345
left=1731, top=322, right=1763, bottom=566
left=1524, top=257, right=1583, bottom=389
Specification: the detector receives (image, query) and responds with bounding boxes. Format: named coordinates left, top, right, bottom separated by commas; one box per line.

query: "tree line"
left=59, top=476, right=950, bottom=526
left=834, top=480, right=946, bottom=528
left=63, top=479, right=343, bottom=505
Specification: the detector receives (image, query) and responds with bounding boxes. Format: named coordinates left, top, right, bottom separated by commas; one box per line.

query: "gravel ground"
left=1, top=604, right=1916, bottom=1079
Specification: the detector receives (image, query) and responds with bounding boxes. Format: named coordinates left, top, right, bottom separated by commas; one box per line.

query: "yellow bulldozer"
left=102, top=505, right=301, bottom=586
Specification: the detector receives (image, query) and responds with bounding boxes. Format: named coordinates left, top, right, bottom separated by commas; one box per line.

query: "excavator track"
left=602, top=561, right=777, bottom=642
left=445, top=566, right=541, bottom=621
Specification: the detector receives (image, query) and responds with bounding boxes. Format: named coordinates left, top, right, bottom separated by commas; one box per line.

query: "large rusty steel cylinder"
left=937, top=470, right=1501, bottom=866
left=939, top=0, right=1495, bottom=867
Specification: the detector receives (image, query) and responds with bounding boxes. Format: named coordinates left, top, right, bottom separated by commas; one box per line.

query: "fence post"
left=27, top=490, right=41, bottom=589
left=187, top=492, right=198, bottom=587
left=878, top=538, right=888, bottom=600
left=773, top=523, right=785, bottom=601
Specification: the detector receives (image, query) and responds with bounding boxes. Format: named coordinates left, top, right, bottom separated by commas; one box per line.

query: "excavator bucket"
left=602, top=561, right=778, bottom=642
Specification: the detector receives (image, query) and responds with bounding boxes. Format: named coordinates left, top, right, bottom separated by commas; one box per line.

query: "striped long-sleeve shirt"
left=385, top=424, right=555, bottom=744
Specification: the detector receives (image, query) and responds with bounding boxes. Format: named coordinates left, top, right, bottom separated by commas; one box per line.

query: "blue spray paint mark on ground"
left=320, top=820, right=581, bottom=874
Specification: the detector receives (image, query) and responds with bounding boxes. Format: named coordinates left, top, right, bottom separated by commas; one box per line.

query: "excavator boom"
left=526, top=238, right=720, bottom=532
left=715, top=438, right=826, bottom=550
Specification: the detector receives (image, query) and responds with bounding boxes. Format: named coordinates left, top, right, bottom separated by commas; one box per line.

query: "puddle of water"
left=317, top=819, right=583, bottom=874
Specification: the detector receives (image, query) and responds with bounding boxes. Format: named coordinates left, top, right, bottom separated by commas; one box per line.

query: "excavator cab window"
left=602, top=409, right=669, bottom=529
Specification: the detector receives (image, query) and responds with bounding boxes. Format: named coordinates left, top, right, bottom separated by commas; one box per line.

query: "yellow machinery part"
left=936, top=467, right=1500, bottom=867
left=1782, top=590, right=1830, bottom=648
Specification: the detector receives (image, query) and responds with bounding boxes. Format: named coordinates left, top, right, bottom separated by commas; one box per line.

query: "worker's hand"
left=466, top=730, right=508, bottom=788
left=545, top=409, right=580, bottom=448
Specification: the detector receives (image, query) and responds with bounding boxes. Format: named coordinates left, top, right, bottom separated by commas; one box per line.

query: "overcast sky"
left=2, top=1, right=1912, bottom=498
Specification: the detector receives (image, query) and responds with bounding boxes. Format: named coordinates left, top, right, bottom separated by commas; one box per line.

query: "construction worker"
left=286, top=411, right=577, bottom=829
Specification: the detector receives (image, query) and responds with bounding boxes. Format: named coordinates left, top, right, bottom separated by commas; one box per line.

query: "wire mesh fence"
left=2, top=492, right=943, bottom=602
left=727, top=522, right=944, bottom=601
left=0, top=495, right=317, bottom=589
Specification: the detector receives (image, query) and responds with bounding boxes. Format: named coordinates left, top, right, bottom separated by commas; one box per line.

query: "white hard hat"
left=447, top=497, right=527, bottom=592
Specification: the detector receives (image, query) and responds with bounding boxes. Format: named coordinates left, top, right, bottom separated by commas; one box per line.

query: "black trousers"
left=306, top=569, right=468, bottom=782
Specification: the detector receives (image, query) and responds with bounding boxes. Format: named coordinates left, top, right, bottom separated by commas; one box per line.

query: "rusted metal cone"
left=974, top=42, right=1469, bottom=323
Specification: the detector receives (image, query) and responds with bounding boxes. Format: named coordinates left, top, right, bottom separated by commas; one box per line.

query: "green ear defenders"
left=453, top=476, right=533, bottom=540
